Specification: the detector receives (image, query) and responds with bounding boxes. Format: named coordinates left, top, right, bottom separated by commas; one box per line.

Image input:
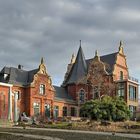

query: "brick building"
left=0, top=41, right=139, bottom=122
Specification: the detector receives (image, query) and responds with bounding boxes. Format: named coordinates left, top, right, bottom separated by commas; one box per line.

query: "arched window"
left=79, top=90, right=85, bottom=103
left=120, top=71, right=123, bottom=80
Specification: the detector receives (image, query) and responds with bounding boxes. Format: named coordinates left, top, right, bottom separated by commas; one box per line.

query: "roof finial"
left=94, top=50, right=100, bottom=61
left=120, top=40, right=123, bottom=46
left=41, top=57, right=44, bottom=64
left=95, top=50, right=98, bottom=57
left=119, top=40, right=124, bottom=54
left=80, top=40, right=81, bottom=47
left=71, top=53, right=76, bottom=64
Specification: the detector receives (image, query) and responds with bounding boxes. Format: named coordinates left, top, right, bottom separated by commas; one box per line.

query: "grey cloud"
left=0, top=0, right=140, bottom=85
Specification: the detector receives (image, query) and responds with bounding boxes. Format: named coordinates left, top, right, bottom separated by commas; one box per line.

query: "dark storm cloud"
left=0, top=0, right=140, bottom=85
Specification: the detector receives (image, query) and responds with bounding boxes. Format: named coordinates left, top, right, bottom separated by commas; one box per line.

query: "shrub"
left=80, top=96, right=131, bottom=121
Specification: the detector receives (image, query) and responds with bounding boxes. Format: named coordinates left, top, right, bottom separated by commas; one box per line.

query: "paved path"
left=1, top=126, right=140, bottom=139
left=0, top=132, right=63, bottom=140
left=10, top=126, right=140, bottom=139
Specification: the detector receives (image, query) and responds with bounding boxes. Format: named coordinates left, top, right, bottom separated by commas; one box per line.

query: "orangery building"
left=0, top=41, right=139, bottom=122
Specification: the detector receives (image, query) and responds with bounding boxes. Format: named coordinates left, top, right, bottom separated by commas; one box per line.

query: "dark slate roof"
left=63, top=51, right=118, bottom=86
left=86, top=52, right=117, bottom=73
left=54, top=85, right=75, bottom=103
left=28, top=69, right=39, bottom=83
left=0, top=67, right=38, bottom=86
left=64, top=46, right=87, bottom=85
left=100, top=52, right=117, bottom=73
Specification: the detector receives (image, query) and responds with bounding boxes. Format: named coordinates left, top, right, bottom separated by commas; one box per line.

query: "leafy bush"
left=80, top=96, right=131, bottom=121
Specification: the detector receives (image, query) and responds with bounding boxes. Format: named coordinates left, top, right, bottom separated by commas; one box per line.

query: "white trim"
left=0, top=82, right=13, bottom=87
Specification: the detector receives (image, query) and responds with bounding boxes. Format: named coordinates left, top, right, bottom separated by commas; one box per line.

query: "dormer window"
left=4, top=73, right=8, bottom=80
left=40, top=84, right=45, bottom=95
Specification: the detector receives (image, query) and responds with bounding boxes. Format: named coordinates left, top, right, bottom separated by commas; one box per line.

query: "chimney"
left=18, top=64, right=23, bottom=70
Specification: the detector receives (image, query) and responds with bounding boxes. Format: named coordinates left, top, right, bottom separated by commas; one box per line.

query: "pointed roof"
left=64, top=45, right=87, bottom=85
left=41, top=57, right=44, bottom=64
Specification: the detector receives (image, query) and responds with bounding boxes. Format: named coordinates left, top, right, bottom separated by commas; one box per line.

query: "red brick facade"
left=0, top=42, right=139, bottom=121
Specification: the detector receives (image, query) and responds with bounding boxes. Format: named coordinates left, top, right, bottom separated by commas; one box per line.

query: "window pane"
left=71, top=107, right=76, bottom=117
left=33, top=102, right=40, bottom=116
left=120, top=71, right=123, bottom=80
left=45, top=104, right=50, bottom=117
left=3, top=95, right=5, bottom=111
left=129, top=85, right=137, bottom=101
left=54, top=106, right=59, bottom=119
left=40, top=84, right=45, bottom=95
left=117, top=83, right=125, bottom=97
left=63, top=106, right=67, bottom=117
left=79, top=90, right=85, bottom=103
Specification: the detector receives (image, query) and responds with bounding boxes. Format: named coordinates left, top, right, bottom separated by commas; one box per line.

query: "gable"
left=86, top=52, right=117, bottom=74
left=113, top=53, right=128, bottom=80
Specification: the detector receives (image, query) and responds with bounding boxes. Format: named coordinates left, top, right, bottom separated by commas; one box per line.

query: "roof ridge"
left=86, top=52, right=118, bottom=61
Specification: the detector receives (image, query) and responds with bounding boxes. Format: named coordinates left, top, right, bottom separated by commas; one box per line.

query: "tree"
left=87, top=55, right=116, bottom=100
left=80, top=96, right=131, bottom=121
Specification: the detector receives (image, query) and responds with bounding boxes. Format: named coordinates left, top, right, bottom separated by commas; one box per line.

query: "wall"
left=0, top=85, right=9, bottom=119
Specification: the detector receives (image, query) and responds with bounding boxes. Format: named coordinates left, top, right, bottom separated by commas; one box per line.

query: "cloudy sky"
left=0, top=0, right=140, bottom=86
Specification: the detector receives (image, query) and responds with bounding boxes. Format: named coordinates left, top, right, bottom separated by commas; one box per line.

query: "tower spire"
left=79, top=40, right=81, bottom=47
left=64, top=45, right=87, bottom=85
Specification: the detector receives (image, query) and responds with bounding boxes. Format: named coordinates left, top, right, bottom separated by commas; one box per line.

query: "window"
left=3, top=95, right=5, bottom=111
left=117, top=83, right=125, bottom=98
left=93, top=86, right=99, bottom=99
left=71, top=107, right=76, bottom=117
left=54, top=106, right=59, bottom=119
left=63, top=106, right=67, bottom=117
left=33, top=102, right=40, bottom=116
left=17, top=91, right=21, bottom=100
left=120, top=71, right=123, bottom=80
left=129, top=105, right=136, bottom=118
left=79, top=90, right=85, bottom=103
left=15, top=91, right=20, bottom=100
left=40, top=84, right=45, bottom=95
left=45, top=104, right=51, bottom=118
left=129, top=85, right=137, bottom=101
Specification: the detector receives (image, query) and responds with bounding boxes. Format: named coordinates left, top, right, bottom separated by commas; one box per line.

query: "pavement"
left=0, top=131, right=63, bottom=140
left=1, top=126, right=140, bottom=139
